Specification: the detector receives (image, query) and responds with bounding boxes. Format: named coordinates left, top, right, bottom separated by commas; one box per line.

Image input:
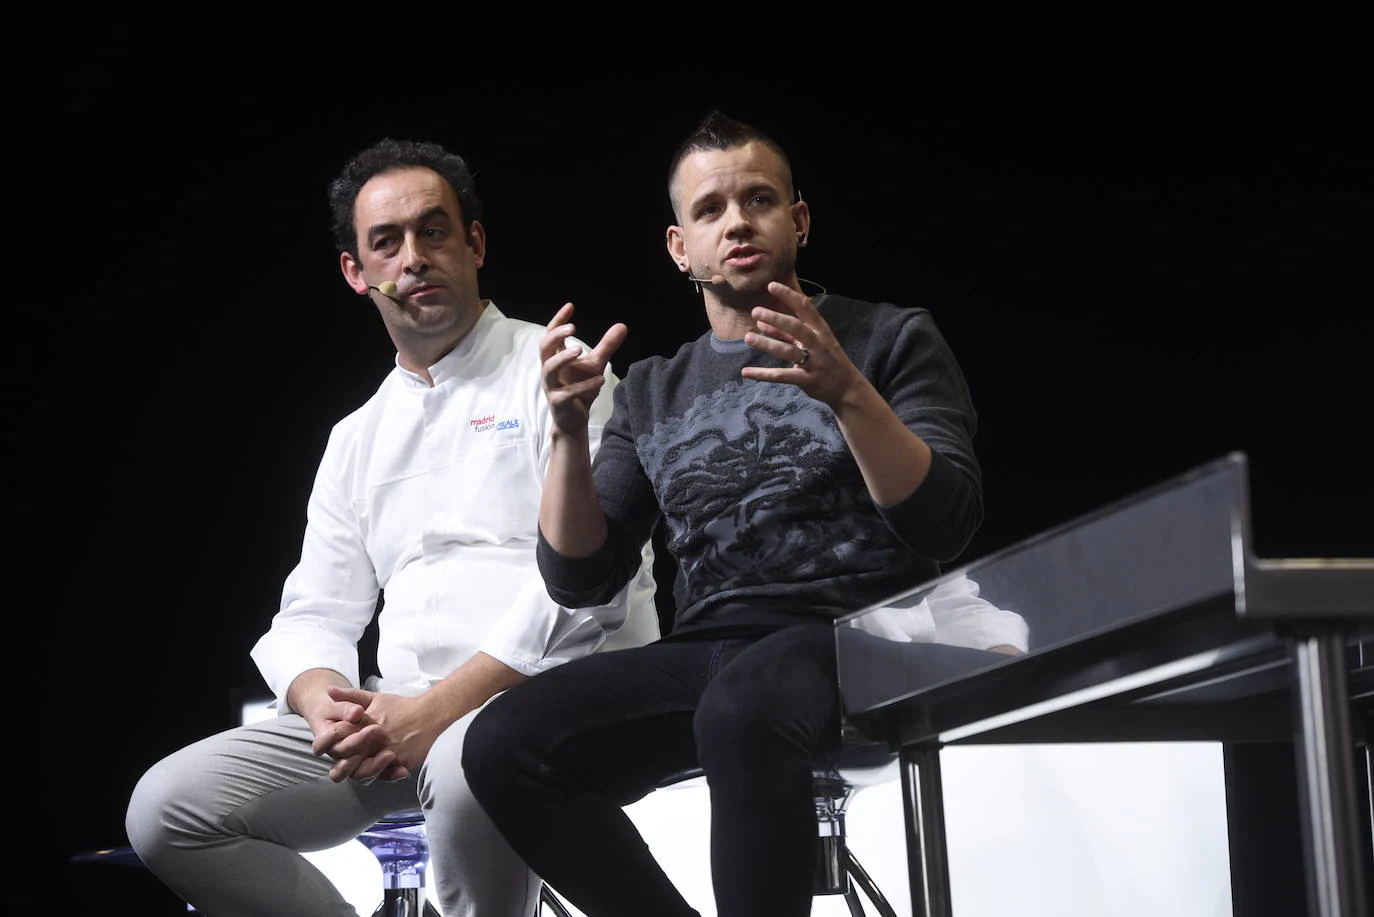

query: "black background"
left=17, top=24, right=1371, bottom=914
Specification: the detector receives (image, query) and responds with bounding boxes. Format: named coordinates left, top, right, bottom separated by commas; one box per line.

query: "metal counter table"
left=835, top=452, right=1372, bottom=917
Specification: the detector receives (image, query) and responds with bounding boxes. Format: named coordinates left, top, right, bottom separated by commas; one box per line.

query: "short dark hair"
left=327, top=138, right=483, bottom=260
left=667, top=110, right=795, bottom=218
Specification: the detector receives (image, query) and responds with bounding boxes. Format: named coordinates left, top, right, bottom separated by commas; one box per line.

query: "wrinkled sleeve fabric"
left=869, top=308, right=982, bottom=562
left=928, top=573, right=1029, bottom=652
left=249, top=427, right=377, bottom=713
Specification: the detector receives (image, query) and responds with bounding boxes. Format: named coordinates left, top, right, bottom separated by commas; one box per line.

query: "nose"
left=401, top=232, right=430, bottom=275
left=723, top=202, right=754, bottom=238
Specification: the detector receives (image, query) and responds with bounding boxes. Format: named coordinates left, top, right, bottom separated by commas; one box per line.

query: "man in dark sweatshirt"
left=464, top=109, right=984, bottom=917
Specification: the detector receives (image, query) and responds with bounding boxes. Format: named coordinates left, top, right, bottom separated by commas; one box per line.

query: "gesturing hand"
left=540, top=302, right=628, bottom=435
left=741, top=281, right=864, bottom=408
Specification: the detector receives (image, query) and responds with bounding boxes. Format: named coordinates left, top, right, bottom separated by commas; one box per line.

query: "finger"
left=326, top=685, right=373, bottom=708
left=540, top=322, right=579, bottom=362
left=752, top=307, right=804, bottom=338
left=767, top=281, right=816, bottom=317
left=380, top=763, right=411, bottom=783
left=546, top=302, right=575, bottom=332
left=739, top=364, right=815, bottom=387
left=587, top=322, right=629, bottom=364
left=542, top=341, right=589, bottom=384
left=351, top=750, right=397, bottom=784
left=329, top=722, right=386, bottom=760
left=752, top=319, right=804, bottom=348
left=312, top=720, right=361, bottom=757
left=744, top=331, right=801, bottom=363
left=329, top=755, right=363, bottom=783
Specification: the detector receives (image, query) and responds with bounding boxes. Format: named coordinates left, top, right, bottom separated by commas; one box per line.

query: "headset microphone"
left=686, top=273, right=725, bottom=293
left=368, top=281, right=399, bottom=300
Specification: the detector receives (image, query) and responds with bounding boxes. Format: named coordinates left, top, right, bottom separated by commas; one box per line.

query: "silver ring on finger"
left=793, top=346, right=810, bottom=367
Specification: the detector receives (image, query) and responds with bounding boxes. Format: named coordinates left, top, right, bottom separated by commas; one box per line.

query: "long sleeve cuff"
left=876, top=448, right=984, bottom=562
left=535, top=527, right=622, bottom=608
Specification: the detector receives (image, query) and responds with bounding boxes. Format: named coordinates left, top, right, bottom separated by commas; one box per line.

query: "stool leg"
left=372, top=888, right=421, bottom=917
left=844, top=847, right=899, bottom=917
left=813, top=771, right=854, bottom=896
left=539, top=883, right=574, bottom=916
left=368, top=889, right=442, bottom=917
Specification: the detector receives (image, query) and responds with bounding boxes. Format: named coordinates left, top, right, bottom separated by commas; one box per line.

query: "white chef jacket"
left=251, top=302, right=659, bottom=709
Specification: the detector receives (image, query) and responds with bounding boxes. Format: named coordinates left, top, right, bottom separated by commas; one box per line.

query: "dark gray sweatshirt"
left=537, top=293, right=983, bottom=636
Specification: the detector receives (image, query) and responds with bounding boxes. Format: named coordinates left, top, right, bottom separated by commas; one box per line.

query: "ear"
left=791, top=199, right=812, bottom=247
left=467, top=220, right=487, bottom=269
left=665, top=225, right=689, bottom=273
left=341, top=251, right=369, bottom=294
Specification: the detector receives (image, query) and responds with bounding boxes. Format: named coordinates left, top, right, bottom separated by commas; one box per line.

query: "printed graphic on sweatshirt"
left=637, top=379, right=904, bottom=601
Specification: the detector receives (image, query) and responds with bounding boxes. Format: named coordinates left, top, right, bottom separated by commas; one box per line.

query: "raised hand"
left=741, top=281, right=865, bottom=408
left=540, top=302, right=628, bottom=436
left=744, top=281, right=938, bottom=510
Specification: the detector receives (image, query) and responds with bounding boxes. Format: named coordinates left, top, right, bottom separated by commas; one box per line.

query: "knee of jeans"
left=695, top=690, right=789, bottom=776
left=460, top=700, right=525, bottom=794
left=694, top=675, right=778, bottom=743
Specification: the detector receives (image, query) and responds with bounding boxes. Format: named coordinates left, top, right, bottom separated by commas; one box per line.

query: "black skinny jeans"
left=464, top=622, right=842, bottom=917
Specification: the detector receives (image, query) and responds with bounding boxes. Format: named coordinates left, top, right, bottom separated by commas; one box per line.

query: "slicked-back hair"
left=327, top=138, right=483, bottom=261
left=667, top=110, right=795, bottom=220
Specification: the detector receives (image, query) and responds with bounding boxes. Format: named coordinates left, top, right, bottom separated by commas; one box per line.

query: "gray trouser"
left=125, top=705, right=540, bottom=916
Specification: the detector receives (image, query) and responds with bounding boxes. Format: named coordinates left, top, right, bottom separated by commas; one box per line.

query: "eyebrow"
left=694, top=180, right=776, bottom=212
left=366, top=206, right=452, bottom=244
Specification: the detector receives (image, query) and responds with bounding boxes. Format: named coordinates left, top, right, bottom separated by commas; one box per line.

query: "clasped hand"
left=309, top=686, right=438, bottom=784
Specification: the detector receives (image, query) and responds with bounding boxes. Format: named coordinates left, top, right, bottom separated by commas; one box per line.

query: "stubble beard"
left=720, top=247, right=797, bottom=308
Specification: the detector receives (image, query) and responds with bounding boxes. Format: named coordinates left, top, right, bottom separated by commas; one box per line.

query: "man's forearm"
left=539, top=428, right=609, bottom=557
left=421, top=652, right=528, bottom=724
left=832, top=378, right=934, bottom=508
